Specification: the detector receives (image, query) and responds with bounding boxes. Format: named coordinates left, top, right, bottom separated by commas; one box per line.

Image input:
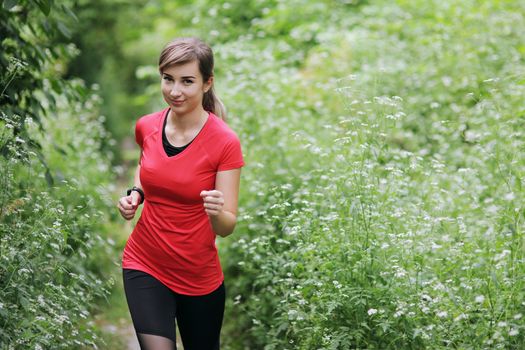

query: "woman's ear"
left=204, top=76, right=214, bottom=93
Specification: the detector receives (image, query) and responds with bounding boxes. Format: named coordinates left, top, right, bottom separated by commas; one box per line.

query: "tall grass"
left=216, top=1, right=525, bottom=348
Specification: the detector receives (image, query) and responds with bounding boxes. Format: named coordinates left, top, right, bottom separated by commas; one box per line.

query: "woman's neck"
left=167, top=107, right=208, bottom=133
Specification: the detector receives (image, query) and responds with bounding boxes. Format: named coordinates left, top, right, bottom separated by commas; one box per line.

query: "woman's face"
left=161, top=60, right=212, bottom=117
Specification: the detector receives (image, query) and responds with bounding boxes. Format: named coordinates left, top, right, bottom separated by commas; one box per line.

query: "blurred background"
left=1, top=0, right=524, bottom=349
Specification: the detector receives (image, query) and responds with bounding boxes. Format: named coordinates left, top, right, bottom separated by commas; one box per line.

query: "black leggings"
left=123, top=269, right=225, bottom=350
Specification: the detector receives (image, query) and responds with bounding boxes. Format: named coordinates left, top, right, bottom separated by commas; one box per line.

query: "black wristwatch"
left=127, top=186, right=145, bottom=204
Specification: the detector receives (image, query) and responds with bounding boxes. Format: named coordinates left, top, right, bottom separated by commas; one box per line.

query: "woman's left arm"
left=200, top=168, right=242, bottom=237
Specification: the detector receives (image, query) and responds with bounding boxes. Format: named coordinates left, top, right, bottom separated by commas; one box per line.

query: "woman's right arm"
left=117, top=161, right=144, bottom=220
left=133, top=163, right=142, bottom=190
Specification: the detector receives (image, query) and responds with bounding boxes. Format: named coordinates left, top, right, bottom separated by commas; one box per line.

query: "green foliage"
left=65, top=0, right=150, bottom=147
left=1, top=1, right=116, bottom=348
left=211, top=0, right=525, bottom=349
left=0, top=101, right=116, bottom=348
left=53, top=0, right=525, bottom=348
left=1, top=0, right=81, bottom=167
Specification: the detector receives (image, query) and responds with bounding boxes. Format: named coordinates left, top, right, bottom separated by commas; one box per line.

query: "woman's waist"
left=141, top=201, right=210, bottom=232
left=124, top=226, right=218, bottom=269
left=144, top=198, right=204, bottom=212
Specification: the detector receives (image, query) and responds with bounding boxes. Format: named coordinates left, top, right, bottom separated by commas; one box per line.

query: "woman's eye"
left=163, top=76, right=172, bottom=81
left=183, top=79, right=194, bottom=85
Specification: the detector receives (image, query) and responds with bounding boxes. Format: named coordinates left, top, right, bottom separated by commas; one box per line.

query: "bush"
left=216, top=1, right=525, bottom=349
left=1, top=2, right=116, bottom=348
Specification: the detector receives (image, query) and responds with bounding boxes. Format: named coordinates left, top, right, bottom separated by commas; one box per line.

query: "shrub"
left=1, top=1, right=116, bottom=348
left=217, top=1, right=525, bottom=349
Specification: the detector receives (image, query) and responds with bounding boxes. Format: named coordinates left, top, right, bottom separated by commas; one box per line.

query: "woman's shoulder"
left=134, top=108, right=167, bottom=146
left=204, top=113, right=244, bottom=167
left=135, top=108, right=167, bottom=134
left=137, top=108, right=166, bottom=126
left=207, top=113, right=241, bottom=141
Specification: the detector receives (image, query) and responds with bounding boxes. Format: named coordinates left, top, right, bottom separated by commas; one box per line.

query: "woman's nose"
left=170, top=84, right=182, bottom=96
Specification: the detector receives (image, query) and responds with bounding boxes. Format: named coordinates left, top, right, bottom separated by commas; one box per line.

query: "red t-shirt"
left=122, top=108, right=245, bottom=295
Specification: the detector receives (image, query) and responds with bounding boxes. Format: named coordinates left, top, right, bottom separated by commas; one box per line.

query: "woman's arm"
left=133, top=163, right=143, bottom=190
left=117, top=161, right=144, bottom=220
left=200, top=168, right=242, bottom=237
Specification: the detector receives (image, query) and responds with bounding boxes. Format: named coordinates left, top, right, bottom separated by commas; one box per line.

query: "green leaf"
left=2, top=0, right=18, bottom=10
left=41, top=18, right=51, bottom=33
left=52, top=142, right=68, bottom=156
left=490, top=270, right=499, bottom=288
left=44, top=167, right=54, bottom=186
left=44, top=90, right=56, bottom=107
left=50, top=79, right=62, bottom=94
left=61, top=3, right=78, bottom=22
left=56, top=21, right=71, bottom=39
left=0, top=305, right=7, bottom=318
left=74, top=83, right=88, bottom=98
left=33, top=0, right=52, bottom=16
left=276, top=321, right=288, bottom=335
left=19, top=296, right=29, bottom=309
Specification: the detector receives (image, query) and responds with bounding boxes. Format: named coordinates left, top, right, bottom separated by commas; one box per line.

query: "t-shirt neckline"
left=157, top=108, right=211, bottom=160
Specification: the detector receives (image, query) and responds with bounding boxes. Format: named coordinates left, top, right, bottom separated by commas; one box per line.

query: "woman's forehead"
left=162, top=60, right=200, bottom=77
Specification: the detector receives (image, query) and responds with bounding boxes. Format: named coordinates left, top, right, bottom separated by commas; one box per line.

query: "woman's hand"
left=201, top=169, right=241, bottom=236
left=117, top=192, right=142, bottom=220
left=200, top=190, right=224, bottom=216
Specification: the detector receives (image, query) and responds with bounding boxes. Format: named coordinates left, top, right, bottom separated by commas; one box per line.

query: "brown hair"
left=158, top=37, right=226, bottom=120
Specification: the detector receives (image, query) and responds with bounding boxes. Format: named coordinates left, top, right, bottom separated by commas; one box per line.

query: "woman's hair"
left=158, top=37, right=226, bottom=120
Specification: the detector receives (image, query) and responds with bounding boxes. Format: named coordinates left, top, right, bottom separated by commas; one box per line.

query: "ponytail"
left=203, top=87, right=227, bottom=121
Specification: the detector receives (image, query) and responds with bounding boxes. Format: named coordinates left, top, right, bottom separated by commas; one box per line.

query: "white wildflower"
left=454, top=313, right=468, bottom=322
left=421, top=294, right=433, bottom=302
left=332, top=280, right=342, bottom=289
left=394, top=310, right=404, bottom=318
left=367, top=308, right=378, bottom=316
left=288, top=310, right=298, bottom=320
left=436, top=311, right=448, bottom=318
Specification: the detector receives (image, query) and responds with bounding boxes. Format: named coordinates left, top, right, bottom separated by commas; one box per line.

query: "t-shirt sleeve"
left=217, top=135, right=245, bottom=171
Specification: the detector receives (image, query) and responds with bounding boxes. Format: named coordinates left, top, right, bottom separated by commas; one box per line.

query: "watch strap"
left=126, top=186, right=144, bottom=204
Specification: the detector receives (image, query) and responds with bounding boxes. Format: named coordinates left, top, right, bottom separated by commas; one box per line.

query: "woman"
left=117, top=37, right=244, bottom=350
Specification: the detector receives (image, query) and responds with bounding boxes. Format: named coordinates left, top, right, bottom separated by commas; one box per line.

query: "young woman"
left=117, top=37, right=244, bottom=350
